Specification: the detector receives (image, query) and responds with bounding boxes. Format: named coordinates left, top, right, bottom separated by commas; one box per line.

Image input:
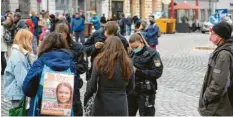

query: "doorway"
left=112, top=1, right=123, bottom=20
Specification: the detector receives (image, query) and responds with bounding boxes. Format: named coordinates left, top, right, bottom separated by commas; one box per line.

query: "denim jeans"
left=127, top=25, right=132, bottom=36
left=32, top=36, right=38, bottom=55
left=75, top=31, right=85, bottom=44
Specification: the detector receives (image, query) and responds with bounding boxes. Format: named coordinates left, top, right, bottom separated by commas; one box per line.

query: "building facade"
left=1, top=0, right=56, bottom=18
left=84, top=0, right=162, bottom=20
left=175, top=0, right=233, bottom=22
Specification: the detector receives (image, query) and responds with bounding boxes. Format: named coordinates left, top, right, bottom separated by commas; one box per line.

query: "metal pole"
left=95, top=0, right=97, bottom=12
left=47, top=0, right=49, bottom=11
left=209, top=0, right=211, bottom=15
left=195, top=0, right=199, bottom=19
left=170, top=0, right=174, bottom=18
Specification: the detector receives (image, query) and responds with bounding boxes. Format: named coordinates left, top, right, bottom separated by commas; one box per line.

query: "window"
left=1, top=0, right=10, bottom=14
left=19, top=0, right=30, bottom=18
left=61, top=0, right=64, bottom=4
left=207, top=9, right=211, bottom=17
left=229, top=10, right=233, bottom=21
left=200, top=9, right=205, bottom=22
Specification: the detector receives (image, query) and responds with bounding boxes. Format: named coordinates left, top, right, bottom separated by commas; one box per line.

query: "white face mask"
left=29, top=14, right=32, bottom=17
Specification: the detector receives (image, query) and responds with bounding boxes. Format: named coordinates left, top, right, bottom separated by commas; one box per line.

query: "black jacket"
left=100, top=16, right=106, bottom=24
left=84, top=60, right=135, bottom=116
left=131, top=46, right=163, bottom=91
left=67, top=35, right=93, bottom=75
left=84, top=28, right=129, bottom=63
left=198, top=40, right=233, bottom=116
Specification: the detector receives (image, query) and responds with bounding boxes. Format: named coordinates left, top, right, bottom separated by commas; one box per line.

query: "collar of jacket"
left=12, top=44, right=29, bottom=55
left=135, top=45, right=147, bottom=55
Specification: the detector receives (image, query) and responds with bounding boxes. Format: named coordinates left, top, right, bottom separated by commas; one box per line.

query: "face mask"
left=209, top=34, right=222, bottom=45
left=133, top=47, right=143, bottom=53
left=29, top=14, right=32, bottom=17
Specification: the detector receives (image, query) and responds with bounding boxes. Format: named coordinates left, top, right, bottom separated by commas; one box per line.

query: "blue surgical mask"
left=133, top=47, right=143, bottom=53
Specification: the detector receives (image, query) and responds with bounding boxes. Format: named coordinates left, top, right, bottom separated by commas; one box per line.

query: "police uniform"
left=128, top=45, right=163, bottom=116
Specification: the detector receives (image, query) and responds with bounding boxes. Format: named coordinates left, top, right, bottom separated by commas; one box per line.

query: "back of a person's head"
left=139, top=20, right=147, bottom=30
left=30, top=10, right=36, bottom=16
left=95, top=36, right=131, bottom=80
left=104, top=21, right=118, bottom=36
left=38, top=32, right=69, bottom=57
left=55, top=23, right=69, bottom=34
left=13, top=29, right=33, bottom=53
left=129, top=33, right=148, bottom=46
left=58, top=14, right=65, bottom=20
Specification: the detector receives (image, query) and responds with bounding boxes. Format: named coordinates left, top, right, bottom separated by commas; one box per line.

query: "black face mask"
left=150, top=20, right=154, bottom=24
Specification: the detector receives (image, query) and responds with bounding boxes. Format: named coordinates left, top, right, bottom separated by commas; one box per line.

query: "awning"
left=169, top=2, right=199, bottom=10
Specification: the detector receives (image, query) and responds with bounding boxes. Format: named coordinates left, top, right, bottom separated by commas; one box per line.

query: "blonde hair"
left=13, top=29, right=33, bottom=53
left=30, top=10, right=36, bottom=16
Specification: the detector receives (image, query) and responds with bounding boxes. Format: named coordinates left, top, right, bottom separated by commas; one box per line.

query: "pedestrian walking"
left=49, top=14, right=56, bottom=32
left=128, top=33, right=163, bottom=116
left=100, top=14, right=107, bottom=24
left=30, top=10, right=39, bottom=38
left=132, top=16, right=141, bottom=32
left=22, top=32, right=81, bottom=116
left=2, top=15, right=16, bottom=56
left=198, top=22, right=233, bottom=116
left=84, top=21, right=129, bottom=81
left=43, top=12, right=51, bottom=29
left=25, top=19, right=38, bottom=55
left=126, top=15, right=132, bottom=36
left=118, top=14, right=126, bottom=36
left=4, top=29, right=33, bottom=107
left=72, top=13, right=85, bottom=44
left=89, top=12, right=101, bottom=31
left=138, top=20, right=148, bottom=39
left=55, top=23, right=98, bottom=116
left=13, top=12, right=27, bottom=32
left=79, top=10, right=86, bottom=21
left=84, top=36, right=135, bottom=116
left=145, top=15, right=160, bottom=49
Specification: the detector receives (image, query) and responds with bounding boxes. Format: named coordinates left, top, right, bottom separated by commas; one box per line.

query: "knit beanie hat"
left=49, top=14, right=55, bottom=20
left=212, top=22, right=232, bottom=39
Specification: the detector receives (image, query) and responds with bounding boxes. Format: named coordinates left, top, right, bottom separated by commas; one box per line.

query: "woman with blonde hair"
left=4, top=29, right=33, bottom=107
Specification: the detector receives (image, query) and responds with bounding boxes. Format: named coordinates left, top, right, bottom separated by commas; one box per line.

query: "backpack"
left=32, top=55, right=77, bottom=116
left=3, top=29, right=13, bottom=45
left=211, top=44, right=233, bottom=107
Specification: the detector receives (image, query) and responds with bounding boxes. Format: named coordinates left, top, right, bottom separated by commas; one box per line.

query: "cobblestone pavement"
left=1, top=33, right=212, bottom=116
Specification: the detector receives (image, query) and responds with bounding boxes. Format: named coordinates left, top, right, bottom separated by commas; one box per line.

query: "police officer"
left=128, top=33, right=163, bottom=116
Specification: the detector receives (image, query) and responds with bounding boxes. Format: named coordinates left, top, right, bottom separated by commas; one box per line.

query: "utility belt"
left=135, top=80, right=156, bottom=94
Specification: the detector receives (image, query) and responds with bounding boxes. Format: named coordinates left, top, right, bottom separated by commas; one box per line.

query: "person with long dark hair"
left=84, top=21, right=129, bottom=81
left=84, top=36, right=135, bottom=116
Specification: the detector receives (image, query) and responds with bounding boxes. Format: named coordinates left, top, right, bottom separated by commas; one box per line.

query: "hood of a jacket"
left=39, top=49, right=73, bottom=71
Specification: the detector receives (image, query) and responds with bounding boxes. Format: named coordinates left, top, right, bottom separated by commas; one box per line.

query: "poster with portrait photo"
left=40, top=72, right=74, bottom=116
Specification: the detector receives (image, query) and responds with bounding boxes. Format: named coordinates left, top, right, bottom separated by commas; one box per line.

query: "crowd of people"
left=1, top=8, right=233, bottom=116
